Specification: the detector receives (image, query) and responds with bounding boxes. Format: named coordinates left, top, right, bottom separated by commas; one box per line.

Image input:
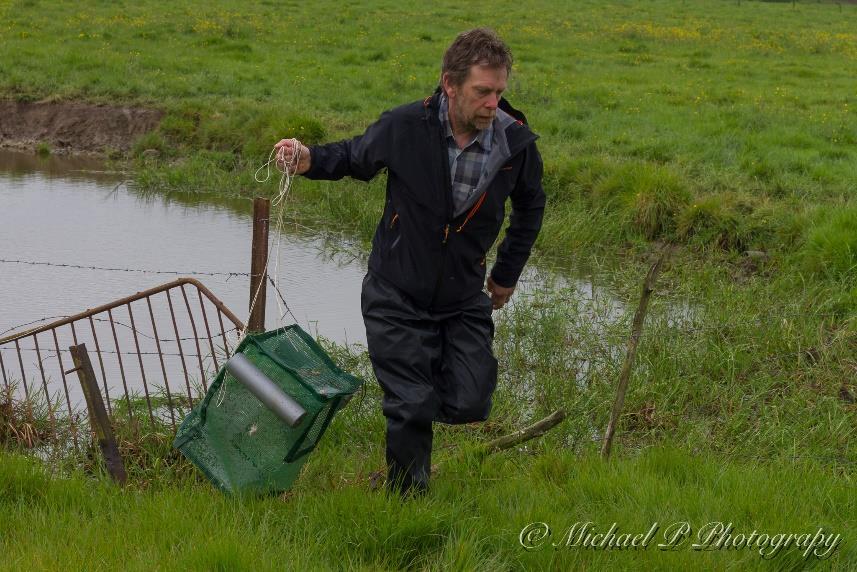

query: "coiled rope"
left=245, top=139, right=303, bottom=340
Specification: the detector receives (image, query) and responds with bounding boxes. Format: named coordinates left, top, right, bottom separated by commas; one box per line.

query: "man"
left=275, top=28, right=545, bottom=496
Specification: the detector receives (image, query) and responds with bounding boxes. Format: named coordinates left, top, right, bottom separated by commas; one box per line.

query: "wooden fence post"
left=69, top=343, right=127, bottom=485
left=248, top=197, right=270, bottom=333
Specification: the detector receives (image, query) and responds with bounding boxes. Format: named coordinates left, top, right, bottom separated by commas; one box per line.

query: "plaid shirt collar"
left=438, top=93, right=493, bottom=152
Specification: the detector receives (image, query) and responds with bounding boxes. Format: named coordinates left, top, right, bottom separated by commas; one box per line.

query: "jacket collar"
left=438, top=93, right=494, bottom=153
left=424, top=87, right=538, bottom=156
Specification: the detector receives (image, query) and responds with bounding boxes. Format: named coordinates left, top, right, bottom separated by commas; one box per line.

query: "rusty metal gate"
left=0, top=278, right=244, bottom=450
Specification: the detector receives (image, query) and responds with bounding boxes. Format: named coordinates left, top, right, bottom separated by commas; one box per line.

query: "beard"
left=472, top=114, right=495, bottom=130
left=458, top=110, right=494, bottom=134
left=450, top=98, right=495, bottom=135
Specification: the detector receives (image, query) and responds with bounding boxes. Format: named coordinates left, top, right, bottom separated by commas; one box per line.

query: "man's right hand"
left=274, top=138, right=312, bottom=175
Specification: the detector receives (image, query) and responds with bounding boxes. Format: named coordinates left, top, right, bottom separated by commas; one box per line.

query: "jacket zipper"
left=455, top=191, right=487, bottom=233
left=423, top=93, right=539, bottom=308
left=430, top=102, right=454, bottom=308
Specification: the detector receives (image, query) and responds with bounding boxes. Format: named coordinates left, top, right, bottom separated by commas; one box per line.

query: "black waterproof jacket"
left=305, top=90, right=545, bottom=311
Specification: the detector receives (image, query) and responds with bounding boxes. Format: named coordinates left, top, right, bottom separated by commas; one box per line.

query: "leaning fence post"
left=601, top=246, right=673, bottom=460
left=69, top=343, right=127, bottom=485
left=248, top=197, right=270, bottom=333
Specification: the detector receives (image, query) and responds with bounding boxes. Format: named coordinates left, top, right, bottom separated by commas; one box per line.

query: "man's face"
left=444, top=64, right=508, bottom=134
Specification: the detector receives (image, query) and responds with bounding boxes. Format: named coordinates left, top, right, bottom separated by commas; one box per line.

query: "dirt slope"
left=0, top=100, right=162, bottom=155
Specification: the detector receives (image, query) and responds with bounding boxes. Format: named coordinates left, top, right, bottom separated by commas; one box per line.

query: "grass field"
left=0, top=447, right=854, bottom=571
left=1, top=0, right=856, bottom=569
left=2, top=0, right=856, bottom=262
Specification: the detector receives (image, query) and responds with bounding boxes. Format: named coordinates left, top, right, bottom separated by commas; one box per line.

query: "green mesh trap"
left=173, top=325, right=363, bottom=495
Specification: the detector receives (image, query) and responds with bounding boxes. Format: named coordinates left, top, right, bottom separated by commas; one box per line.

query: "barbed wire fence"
left=0, top=258, right=299, bottom=336
left=4, top=257, right=852, bottom=334
left=0, top=256, right=280, bottom=449
left=1, top=255, right=854, bottom=467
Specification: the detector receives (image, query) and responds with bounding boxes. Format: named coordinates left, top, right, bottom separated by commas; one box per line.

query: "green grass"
left=2, top=270, right=854, bottom=569
left=1, top=0, right=856, bottom=568
left=801, top=205, right=857, bottom=278
left=1, top=0, right=856, bottom=261
left=0, top=446, right=854, bottom=571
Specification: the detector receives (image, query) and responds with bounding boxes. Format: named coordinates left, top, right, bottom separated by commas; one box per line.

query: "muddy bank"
left=0, top=100, right=162, bottom=155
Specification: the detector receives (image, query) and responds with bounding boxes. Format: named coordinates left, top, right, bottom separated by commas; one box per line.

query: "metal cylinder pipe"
left=225, top=352, right=306, bottom=427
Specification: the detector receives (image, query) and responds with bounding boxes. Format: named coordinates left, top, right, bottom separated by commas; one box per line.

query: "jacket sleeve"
left=303, top=111, right=391, bottom=182
left=489, top=141, right=546, bottom=288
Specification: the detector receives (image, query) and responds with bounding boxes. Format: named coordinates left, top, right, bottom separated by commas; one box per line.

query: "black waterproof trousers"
left=361, top=271, right=498, bottom=494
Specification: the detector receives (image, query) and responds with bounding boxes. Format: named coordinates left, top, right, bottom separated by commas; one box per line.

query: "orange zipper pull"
left=442, top=224, right=449, bottom=244
left=456, top=192, right=487, bottom=233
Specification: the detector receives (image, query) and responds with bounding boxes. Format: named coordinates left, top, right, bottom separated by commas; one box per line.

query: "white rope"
left=254, top=141, right=302, bottom=206
left=246, top=139, right=302, bottom=339
left=217, top=140, right=302, bottom=407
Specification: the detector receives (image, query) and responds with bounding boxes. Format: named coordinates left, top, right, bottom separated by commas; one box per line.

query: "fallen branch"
left=476, top=408, right=567, bottom=460
left=601, top=246, right=673, bottom=460
left=441, top=408, right=568, bottom=468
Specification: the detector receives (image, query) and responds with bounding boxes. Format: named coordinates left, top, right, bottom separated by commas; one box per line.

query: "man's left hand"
left=486, top=276, right=515, bottom=310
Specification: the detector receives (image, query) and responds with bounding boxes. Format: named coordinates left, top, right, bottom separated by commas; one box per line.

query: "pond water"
left=0, top=150, right=369, bottom=346
left=0, top=149, right=638, bottom=419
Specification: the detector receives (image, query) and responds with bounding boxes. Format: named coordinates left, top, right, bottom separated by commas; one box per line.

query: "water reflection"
left=1, top=149, right=694, bottom=418
left=0, top=149, right=127, bottom=184
left=0, top=149, right=369, bottom=349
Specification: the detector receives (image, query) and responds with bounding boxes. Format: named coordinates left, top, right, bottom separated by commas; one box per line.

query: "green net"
left=173, top=325, right=363, bottom=495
